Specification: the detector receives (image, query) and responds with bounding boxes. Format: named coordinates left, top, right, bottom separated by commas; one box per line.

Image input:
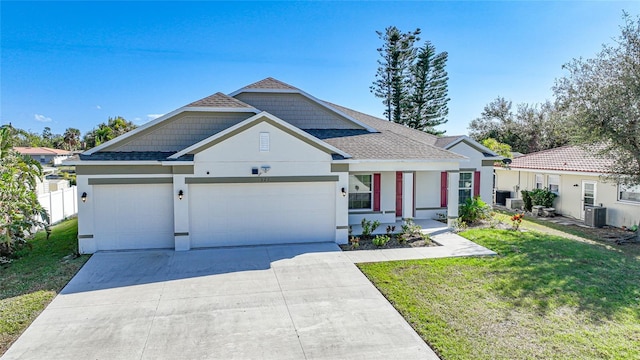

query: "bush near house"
left=458, top=196, right=491, bottom=224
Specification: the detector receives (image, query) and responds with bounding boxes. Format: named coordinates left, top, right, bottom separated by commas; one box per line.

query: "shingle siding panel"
left=111, top=112, right=251, bottom=152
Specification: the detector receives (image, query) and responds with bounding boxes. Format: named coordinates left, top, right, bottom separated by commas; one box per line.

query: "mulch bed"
left=339, top=234, right=438, bottom=251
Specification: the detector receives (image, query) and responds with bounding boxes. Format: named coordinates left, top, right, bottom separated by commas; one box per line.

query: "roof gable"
left=230, top=77, right=377, bottom=132
left=241, top=77, right=299, bottom=90
left=169, top=112, right=351, bottom=160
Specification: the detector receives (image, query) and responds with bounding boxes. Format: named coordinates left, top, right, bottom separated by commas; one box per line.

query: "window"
left=548, top=175, right=560, bottom=194
left=459, top=172, right=473, bottom=204
left=619, top=184, right=640, bottom=203
left=535, top=174, right=544, bottom=189
left=349, top=174, right=372, bottom=209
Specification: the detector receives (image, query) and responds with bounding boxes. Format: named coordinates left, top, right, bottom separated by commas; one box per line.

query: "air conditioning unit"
left=584, top=206, right=606, bottom=228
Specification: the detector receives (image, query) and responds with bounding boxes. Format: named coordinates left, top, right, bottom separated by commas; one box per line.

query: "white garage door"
left=189, top=182, right=336, bottom=248
left=93, top=184, right=174, bottom=251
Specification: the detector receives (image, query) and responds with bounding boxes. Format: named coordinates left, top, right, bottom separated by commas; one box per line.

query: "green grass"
left=0, top=218, right=89, bottom=355
left=359, top=228, right=640, bottom=359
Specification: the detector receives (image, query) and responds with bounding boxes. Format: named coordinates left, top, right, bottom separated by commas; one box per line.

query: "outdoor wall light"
left=178, top=190, right=184, bottom=200
left=573, top=184, right=579, bottom=187
left=81, top=192, right=87, bottom=203
left=341, top=187, right=347, bottom=197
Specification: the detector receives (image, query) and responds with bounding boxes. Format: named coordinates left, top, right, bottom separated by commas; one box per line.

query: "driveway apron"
left=3, top=243, right=439, bottom=360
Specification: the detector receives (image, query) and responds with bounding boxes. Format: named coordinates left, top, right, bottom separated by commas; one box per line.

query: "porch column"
left=173, top=174, right=191, bottom=251
left=402, top=172, right=414, bottom=219
left=447, top=172, right=459, bottom=227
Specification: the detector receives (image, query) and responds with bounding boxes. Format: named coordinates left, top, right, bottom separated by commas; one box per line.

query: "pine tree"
left=408, top=42, right=449, bottom=134
left=370, top=27, right=420, bottom=124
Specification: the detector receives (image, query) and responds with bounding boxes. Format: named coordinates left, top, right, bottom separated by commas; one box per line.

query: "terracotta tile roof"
left=241, top=77, right=299, bottom=90
left=14, top=147, right=71, bottom=155
left=317, top=102, right=465, bottom=160
left=508, top=145, right=613, bottom=173
left=187, top=92, right=254, bottom=108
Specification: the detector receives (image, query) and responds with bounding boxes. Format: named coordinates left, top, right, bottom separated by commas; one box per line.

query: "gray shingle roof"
left=187, top=92, right=254, bottom=108
left=79, top=152, right=194, bottom=161
left=434, top=136, right=462, bottom=148
left=241, top=77, right=299, bottom=90
left=321, top=102, right=465, bottom=160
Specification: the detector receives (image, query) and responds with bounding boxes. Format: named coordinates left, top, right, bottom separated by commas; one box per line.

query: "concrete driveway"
left=3, top=243, right=438, bottom=359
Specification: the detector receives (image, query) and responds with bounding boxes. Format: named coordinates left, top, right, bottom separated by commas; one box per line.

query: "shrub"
left=458, top=196, right=491, bottom=224
left=529, top=188, right=557, bottom=208
left=521, top=190, right=533, bottom=211
left=349, top=236, right=360, bottom=249
left=360, top=218, right=380, bottom=239
left=400, top=218, right=424, bottom=243
left=372, top=235, right=390, bottom=247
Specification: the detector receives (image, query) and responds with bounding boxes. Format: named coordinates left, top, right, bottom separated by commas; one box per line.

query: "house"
left=494, top=145, right=639, bottom=228
left=14, top=146, right=72, bottom=166
left=67, top=78, right=500, bottom=254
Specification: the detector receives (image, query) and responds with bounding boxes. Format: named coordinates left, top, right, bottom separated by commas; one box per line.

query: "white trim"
left=348, top=173, right=373, bottom=211
left=169, top=111, right=352, bottom=160
left=84, top=107, right=258, bottom=155
left=229, top=87, right=378, bottom=133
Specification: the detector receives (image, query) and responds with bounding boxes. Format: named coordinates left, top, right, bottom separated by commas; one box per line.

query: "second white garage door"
left=189, top=182, right=336, bottom=248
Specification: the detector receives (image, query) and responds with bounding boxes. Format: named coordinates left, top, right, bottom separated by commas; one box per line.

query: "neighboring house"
left=15, top=146, right=72, bottom=165
left=35, top=167, right=70, bottom=195
left=495, top=145, right=639, bottom=228
left=67, top=78, right=500, bottom=254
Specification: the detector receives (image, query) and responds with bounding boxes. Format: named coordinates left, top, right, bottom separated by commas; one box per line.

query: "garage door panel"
left=93, top=184, right=174, bottom=251
left=190, top=182, right=335, bottom=247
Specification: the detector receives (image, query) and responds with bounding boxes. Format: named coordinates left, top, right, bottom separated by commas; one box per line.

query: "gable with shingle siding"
left=104, top=112, right=254, bottom=152
left=235, top=92, right=364, bottom=130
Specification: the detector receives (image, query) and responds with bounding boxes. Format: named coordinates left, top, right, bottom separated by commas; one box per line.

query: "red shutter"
left=440, top=172, right=448, bottom=207
left=373, top=173, right=381, bottom=211
left=473, top=171, right=481, bottom=197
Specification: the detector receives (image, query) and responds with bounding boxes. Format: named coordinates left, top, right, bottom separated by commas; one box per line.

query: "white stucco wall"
left=495, top=168, right=640, bottom=228
left=194, top=121, right=333, bottom=177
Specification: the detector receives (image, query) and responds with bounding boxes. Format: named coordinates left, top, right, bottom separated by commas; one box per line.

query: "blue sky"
left=2, top=1, right=639, bottom=137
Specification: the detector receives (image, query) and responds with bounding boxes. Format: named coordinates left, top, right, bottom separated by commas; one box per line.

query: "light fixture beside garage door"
left=178, top=190, right=184, bottom=200
left=81, top=192, right=87, bottom=202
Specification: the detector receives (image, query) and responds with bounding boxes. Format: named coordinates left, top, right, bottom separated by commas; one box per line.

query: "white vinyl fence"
left=38, top=186, right=78, bottom=225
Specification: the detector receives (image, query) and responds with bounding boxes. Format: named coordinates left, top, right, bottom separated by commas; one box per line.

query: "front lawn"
left=0, top=218, right=89, bottom=355
left=359, top=228, right=640, bottom=359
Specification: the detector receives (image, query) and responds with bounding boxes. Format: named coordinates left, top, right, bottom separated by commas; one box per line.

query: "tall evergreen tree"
left=408, top=42, right=449, bottom=134
left=370, top=26, right=420, bottom=124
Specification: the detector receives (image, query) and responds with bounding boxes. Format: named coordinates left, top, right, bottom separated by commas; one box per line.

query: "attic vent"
left=259, top=132, right=270, bottom=152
